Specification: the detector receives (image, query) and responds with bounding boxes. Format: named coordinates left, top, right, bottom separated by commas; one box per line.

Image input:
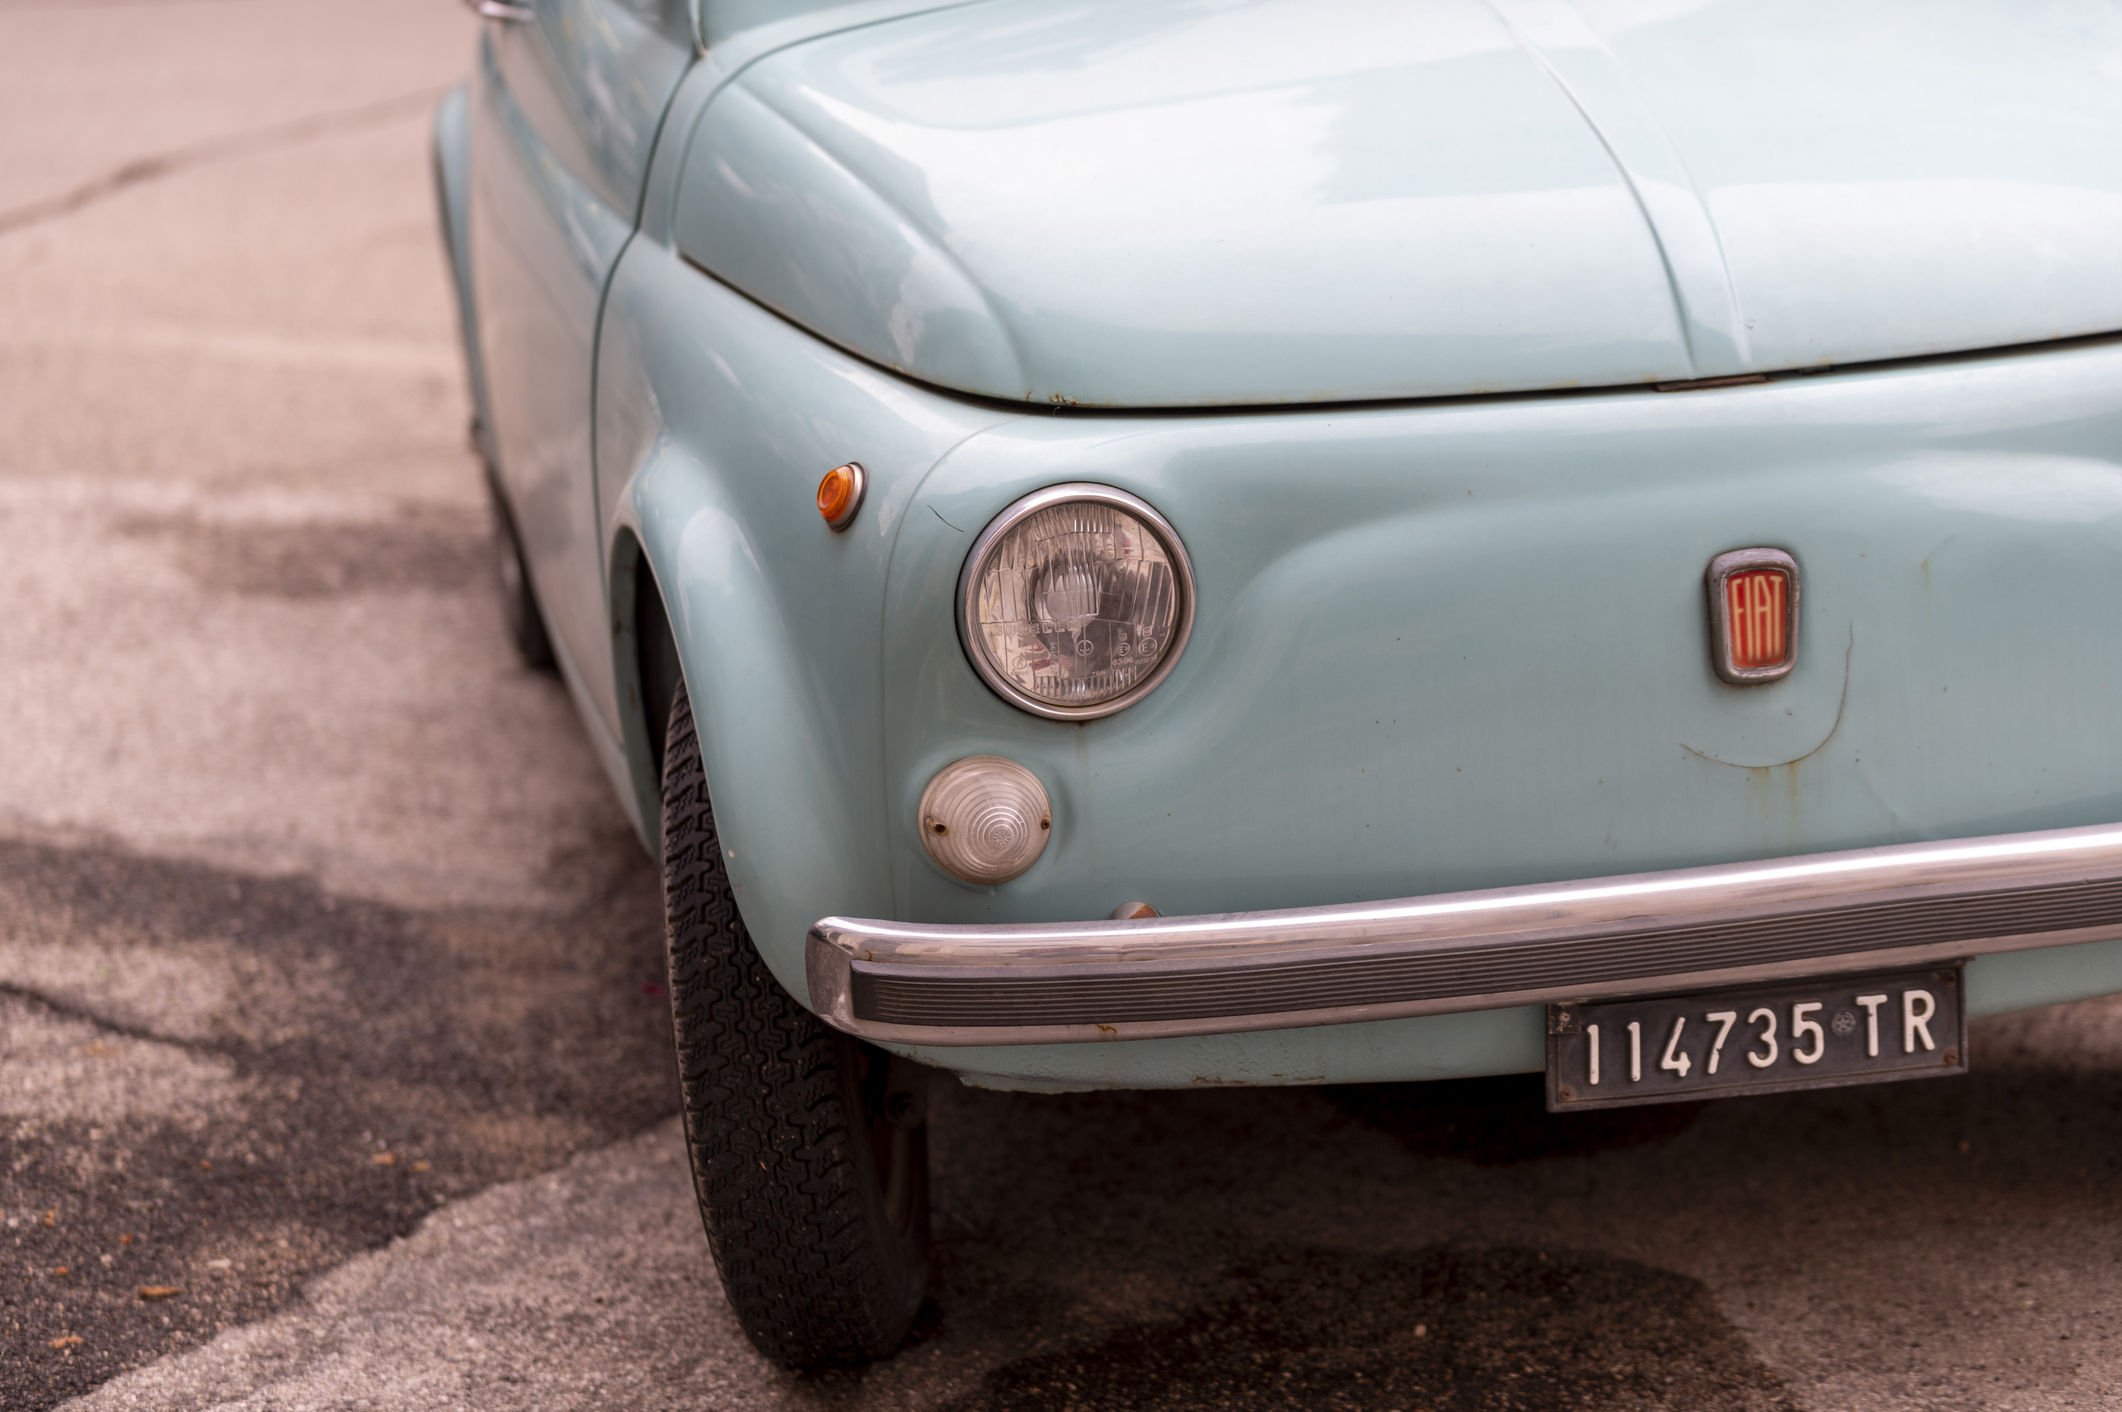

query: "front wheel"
left=660, top=680, right=930, bottom=1368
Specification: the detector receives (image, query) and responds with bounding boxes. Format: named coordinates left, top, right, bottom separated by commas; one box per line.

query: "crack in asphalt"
left=0, top=86, right=446, bottom=238
left=0, top=981, right=216, bottom=1054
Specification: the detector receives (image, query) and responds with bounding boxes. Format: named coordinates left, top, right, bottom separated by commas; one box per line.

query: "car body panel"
left=876, top=338, right=2122, bottom=940
left=1567, top=0, right=2122, bottom=375
left=596, top=236, right=1017, bottom=956
left=467, top=0, right=693, bottom=820
left=678, top=0, right=1695, bottom=406
left=454, top=1, right=2122, bottom=1091
left=604, top=204, right=2122, bottom=1086
left=472, top=35, right=625, bottom=698
left=702, top=0, right=970, bottom=48
left=675, top=0, right=2122, bottom=408
left=497, top=0, right=693, bottom=218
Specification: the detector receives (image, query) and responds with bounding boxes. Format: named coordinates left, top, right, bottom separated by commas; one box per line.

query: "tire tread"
left=661, top=683, right=923, bottom=1367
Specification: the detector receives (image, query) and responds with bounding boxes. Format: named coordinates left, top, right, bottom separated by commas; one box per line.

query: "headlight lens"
left=958, top=485, right=1195, bottom=719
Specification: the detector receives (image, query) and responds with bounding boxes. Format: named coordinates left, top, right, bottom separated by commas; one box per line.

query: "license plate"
left=1545, top=965, right=1967, bottom=1112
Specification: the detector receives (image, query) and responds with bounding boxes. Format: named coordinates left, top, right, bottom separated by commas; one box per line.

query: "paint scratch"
left=1682, top=624, right=1853, bottom=769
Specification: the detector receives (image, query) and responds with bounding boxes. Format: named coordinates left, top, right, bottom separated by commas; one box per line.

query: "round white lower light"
left=918, top=756, right=1051, bottom=884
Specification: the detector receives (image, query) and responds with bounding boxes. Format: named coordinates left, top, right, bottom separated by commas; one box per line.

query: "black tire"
left=660, top=680, right=930, bottom=1368
left=486, top=468, right=554, bottom=670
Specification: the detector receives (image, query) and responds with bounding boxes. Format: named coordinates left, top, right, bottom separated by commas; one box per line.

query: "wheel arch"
left=607, top=524, right=677, bottom=859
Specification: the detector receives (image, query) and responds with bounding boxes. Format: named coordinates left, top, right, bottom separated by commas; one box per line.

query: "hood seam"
left=1485, top=0, right=1704, bottom=377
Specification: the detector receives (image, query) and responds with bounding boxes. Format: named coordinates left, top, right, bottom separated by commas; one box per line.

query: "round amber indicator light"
left=816, top=462, right=866, bottom=531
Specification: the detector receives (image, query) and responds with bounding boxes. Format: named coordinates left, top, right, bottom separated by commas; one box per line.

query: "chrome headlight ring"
left=956, top=483, right=1197, bottom=721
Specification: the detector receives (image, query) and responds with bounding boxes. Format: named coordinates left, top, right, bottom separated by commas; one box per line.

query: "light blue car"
left=436, top=0, right=2122, bottom=1367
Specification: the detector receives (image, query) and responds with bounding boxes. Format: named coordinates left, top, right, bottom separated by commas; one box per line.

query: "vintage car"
left=435, top=0, right=2122, bottom=1369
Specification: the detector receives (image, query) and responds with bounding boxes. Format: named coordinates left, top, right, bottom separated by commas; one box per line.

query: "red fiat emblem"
left=1706, top=548, right=1799, bottom=684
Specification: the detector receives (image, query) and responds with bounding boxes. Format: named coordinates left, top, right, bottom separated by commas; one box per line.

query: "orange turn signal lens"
left=816, top=462, right=866, bottom=531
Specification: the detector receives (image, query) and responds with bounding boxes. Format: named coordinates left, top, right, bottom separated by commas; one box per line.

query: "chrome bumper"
left=806, top=824, right=2122, bottom=1047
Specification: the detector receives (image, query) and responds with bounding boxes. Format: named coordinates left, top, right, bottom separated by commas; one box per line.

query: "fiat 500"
left=436, top=0, right=2122, bottom=1368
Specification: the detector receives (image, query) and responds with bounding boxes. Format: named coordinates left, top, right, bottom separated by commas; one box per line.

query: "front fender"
left=596, top=235, right=1011, bottom=1004
left=617, top=450, right=886, bottom=1003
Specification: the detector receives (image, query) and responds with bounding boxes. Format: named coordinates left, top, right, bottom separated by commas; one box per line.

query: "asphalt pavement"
left=4, top=2, right=2122, bottom=1409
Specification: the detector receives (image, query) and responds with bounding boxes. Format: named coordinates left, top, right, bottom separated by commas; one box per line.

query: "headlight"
left=957, top=484, right=1196, bottom=720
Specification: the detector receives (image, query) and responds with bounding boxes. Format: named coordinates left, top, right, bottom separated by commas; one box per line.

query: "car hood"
left=675, top=0, right=2122, bottom=408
